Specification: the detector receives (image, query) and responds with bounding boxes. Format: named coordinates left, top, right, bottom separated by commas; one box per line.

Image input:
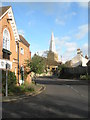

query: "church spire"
left=49, top=32, right=56, bottom=53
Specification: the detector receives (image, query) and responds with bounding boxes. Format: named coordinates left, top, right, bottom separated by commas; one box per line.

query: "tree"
left=26, top=54, right=46, bottom=75
left=58, top=64, right=66, bottom=73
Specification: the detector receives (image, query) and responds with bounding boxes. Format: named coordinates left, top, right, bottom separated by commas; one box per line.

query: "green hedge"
left=2, top=70, right=17, bottom=95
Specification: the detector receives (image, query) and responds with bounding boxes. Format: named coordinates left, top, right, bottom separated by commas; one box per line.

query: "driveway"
left=2, top=77, right=88, bottom=118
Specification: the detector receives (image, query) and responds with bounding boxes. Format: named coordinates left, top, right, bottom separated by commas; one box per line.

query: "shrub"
left=24, top=82, right=35, bottom=92
left=80, top=75, right=90, bottom=80
left=2, top=70, right=35, bottom=96
left=2, top=70, right=17, bottom=95
left=10, top=82, right=35, bottom=95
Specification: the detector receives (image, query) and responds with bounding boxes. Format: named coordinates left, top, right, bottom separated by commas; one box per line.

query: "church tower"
left=47, top=32, right=58, bottom=62
left=49, top=32, right=56, bottom=53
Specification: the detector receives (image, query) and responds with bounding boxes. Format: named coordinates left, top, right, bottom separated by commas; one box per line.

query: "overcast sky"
left=3, top=2, right=88, bottom=62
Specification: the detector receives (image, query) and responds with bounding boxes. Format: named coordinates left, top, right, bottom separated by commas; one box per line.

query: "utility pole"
left=5, top=18, right=12, bottom=96
left=6, top=63, right=8, bottom=97
left=6, top=39, right=8, bottom=97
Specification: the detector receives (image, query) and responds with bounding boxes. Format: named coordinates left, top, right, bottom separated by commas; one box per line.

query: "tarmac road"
left=2, top=77, right=88, bottom=118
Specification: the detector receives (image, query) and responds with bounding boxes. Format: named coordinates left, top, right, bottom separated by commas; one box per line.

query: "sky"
left=2, top=2, right=88, bottom=62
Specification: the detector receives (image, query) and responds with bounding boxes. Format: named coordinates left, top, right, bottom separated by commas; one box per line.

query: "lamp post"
left=16, top=41, right=20, bottom=86
left=5, top=18, right=12, bottom=97
left=6, top=63, right=8, bottom=97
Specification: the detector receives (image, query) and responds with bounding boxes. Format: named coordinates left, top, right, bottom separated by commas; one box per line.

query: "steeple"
left=49, top=32, right=56, bottom=53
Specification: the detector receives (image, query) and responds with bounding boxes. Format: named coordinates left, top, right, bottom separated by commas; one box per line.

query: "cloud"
left=65, top=11, right=77, bottom=19
left=65, top=42, right=77, bottom=52
left=62, top=51, right=76, bottom=63
left=60, top=36, right=71, bottom=41
left=81, top=43, right=88, bottom=55
left=31, top=52, right=35, bottom=58
left=55, top=11, right=77, bottom=26
left=18, top=29, right=25, bottom=37
left=0, top=3, right=2, bottom=7
left=55, top=18, right=65, bottom=25
left=78, top=2, right=88, bottom=8
left=54, top=36, right=77, bottom=62
left=75, top=24, right=88, bottom=40
left=61, top=42, right=77, bottom=62
left=62, top=42, right=88, bottom=63
left=55, top=36, right=71, bottom=46
left=31, top=50, right=48, bottom=58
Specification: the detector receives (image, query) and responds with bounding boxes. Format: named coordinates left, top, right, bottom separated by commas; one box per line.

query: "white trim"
left=8, top=7, right=20, bottom=42
left=0, top=6, right=20, bottom=42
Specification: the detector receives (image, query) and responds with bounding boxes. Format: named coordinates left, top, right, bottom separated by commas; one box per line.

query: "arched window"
left=3, top=28, right=10, bottom=51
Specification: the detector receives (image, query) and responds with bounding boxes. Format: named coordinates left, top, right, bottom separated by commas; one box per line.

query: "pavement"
left=2, top=84, right=46, bottom=102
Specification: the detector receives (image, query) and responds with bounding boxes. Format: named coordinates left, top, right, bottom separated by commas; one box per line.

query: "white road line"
left=65, top=85, right=87, bottom=98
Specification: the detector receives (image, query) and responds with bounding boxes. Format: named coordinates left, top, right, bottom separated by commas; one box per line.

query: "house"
left=70, top=49, right=88, bottom=67
left=0, top=6, right=31, bottom=85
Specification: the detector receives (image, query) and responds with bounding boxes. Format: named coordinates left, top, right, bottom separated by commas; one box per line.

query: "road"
left=2, top=77, right=88, bottom=118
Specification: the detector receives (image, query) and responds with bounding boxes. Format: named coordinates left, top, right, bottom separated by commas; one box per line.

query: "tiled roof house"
left=0, top=6, right=31, bottom=85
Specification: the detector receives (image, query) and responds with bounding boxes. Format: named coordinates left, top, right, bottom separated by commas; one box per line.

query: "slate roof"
left=0, top=6, right=11, bottom=18
left=19, top=35, right=30, bottom=47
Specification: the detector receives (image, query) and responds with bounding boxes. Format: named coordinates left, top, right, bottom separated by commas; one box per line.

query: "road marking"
left=65, top=85, right=87, bottom=98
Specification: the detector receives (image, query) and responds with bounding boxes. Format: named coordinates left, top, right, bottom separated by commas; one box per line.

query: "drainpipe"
left=17, top=41, right=20, bottom=86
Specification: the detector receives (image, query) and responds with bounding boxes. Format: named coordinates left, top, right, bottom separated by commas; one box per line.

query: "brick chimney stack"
left=77, top=48, right=81, bottom=54
left=85, top=55, right=88, bottom=59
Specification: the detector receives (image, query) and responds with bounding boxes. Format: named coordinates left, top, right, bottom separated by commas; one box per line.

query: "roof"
left=0, top=6, right=11, bottom=17
left=19, top=35, right=30, bottom=47
left=87, top=60, right=90, bottom=66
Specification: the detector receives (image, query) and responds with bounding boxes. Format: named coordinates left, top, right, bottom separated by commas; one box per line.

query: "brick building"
left=0, top=6, right=31, bottom=84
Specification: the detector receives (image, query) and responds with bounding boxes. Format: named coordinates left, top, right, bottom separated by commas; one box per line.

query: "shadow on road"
left=34, top=76, right=89, bottom=85
left=2, top=93, right=88, bottom=118
left=2, top=76, right=88, bottom=118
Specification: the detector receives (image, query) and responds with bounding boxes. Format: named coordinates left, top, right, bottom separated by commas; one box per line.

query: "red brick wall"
left=0, top=12, right=31, bottom=82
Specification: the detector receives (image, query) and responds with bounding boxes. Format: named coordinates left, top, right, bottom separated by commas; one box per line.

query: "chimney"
left=80, top=51, right=83, bottom=56
left=85, top=55, right=88, bottom=59
left=77, top=48, right=81, bottom=54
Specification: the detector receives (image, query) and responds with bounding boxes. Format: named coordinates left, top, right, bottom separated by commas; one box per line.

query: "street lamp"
left=16, top=41, right=20, bottom=86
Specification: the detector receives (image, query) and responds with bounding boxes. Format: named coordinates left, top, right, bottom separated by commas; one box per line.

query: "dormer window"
left=3, top=28, right=10, bottom=51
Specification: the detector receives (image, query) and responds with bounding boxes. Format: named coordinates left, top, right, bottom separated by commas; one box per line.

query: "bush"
left=2, top=70, right=17, bottom=95
left=2, top=70, right=35, bottom=96
left=23, top=82, right=35, bottom=92
left=80, top=75, right=90, bottom=80
left=58, top=64, right=66, bottom=73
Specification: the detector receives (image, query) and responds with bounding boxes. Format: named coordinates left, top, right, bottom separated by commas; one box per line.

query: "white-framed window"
left=20, top=47, right=24, bottom=55
left=3, top=28, right=10, bottom=51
